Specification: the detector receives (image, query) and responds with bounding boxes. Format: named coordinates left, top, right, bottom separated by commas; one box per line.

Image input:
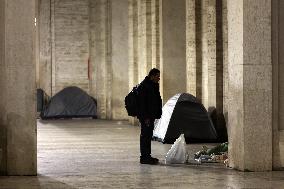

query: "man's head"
left=148, top=68, right=160, bottom=83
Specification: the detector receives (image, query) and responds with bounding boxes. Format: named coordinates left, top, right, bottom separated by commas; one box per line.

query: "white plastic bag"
left=165, top=134, right=186, bottom=164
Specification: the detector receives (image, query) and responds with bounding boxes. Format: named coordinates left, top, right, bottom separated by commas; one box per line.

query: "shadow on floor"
left=0, top=175, right=76, bottom=189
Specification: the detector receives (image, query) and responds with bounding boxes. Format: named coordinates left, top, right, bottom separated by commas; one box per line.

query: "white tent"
left=153, top=94, right=181, bottom=141
left=153, top=93, right=217, bottom=143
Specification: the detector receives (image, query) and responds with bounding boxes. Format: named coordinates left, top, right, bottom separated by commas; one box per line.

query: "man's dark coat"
left=137, top=76, right=162, bottom=120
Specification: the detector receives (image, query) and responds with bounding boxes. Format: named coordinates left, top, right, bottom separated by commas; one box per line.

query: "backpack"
left=125, top=85, right=139, bottom=117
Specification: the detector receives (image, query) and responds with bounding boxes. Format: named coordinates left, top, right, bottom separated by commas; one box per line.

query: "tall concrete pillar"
left=151, top=0, right=160, bottom=69
left=0, top=0, right=37, bottom=175
left=186, top=0, right=197, bottom=96
left=200, top=0, right=225, bottom=134
left=228, top=0, right=272, bottom=171
left=129, top=0, right=139, bottom=90
left=128, top=0, right=139, bottom=124
left=186, top=0, right=203, bottom=100
left=89, top=0, right=112, bottom=119
left=129, top=0, right=160, bottom=86
left=137, top=0, right=152, bottom=82
left=272, top=0, right=284, bottom=169
left=51, top=0, right=56, bottom=96
left=38, top=0, right=52, bottom=96
left=222, top=0, right=228, bottom=125
left=160, top=0, right=186, bottom=102
left=111, top=0, right=129, bottom=119
left=206, top=0, right=218, bottom=109
left=201, top=0, right=209, bottom=108
left=186, top=0, right=202, bottom=100
left=201, top=0, right=223, bottom=111
left=128, top=0, right=160, bottom=124
left=0, top=0, right=6, bottom=175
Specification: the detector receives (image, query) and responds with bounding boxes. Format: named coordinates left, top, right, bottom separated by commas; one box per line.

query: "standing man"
left=137, top=68, right=162, bottom=164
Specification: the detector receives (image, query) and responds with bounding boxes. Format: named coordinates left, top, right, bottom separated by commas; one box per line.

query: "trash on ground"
left=165, top=134, right=187, bottom=164
left=194, top=142, right=229, bottom=165
left=196, top=155, right=214, bottom=163
left=224, top=158, right=229, bottom=167
left=211, top=153, right=228, bottom=162
left=206, top=142, right=228, bottom=155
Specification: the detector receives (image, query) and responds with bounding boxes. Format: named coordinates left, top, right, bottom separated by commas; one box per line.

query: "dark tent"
left=40, top=86, right=97, bottom=119
left=153, top=93, right=217, bottom=143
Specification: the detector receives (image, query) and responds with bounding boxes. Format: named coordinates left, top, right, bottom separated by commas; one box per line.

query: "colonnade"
left=0, top=0, right=280, bottom=175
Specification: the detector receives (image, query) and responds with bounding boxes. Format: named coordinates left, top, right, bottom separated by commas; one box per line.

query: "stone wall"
left=54, top=0, right=90, bottom=93
left=38, top=0, right=129, bottom=119
left=39, top=0, right=90, bottom=95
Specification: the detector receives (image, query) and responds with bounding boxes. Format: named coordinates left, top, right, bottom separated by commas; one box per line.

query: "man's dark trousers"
left=139, top=119, right=154, bottom=158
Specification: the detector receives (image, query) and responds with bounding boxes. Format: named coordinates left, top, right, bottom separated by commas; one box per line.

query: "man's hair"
left=148, top=68, right=160, bottom=77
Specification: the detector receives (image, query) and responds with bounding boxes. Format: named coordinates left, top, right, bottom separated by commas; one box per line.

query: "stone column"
left=129, top=0, right=160, bottom=124
left=272, top=0, right=284, bottom=169
left=186, top=0, right=202, bottom=100
left=201, top=0, right=209, bottom=108
left=128, top=0, right=139, bottom=124
left=160, top=0, right=186, bottom=102
left=206, top=0, right=218, bottom=110
left=38, top=0, right=52, bottom=96
left=111, top=0, right=128, bottom=119
left=186, top=0, right=197, bottom=96
left=151, top=0, right=160, bottom=69
left=201, top=0, right=223, bottom=111
left=222, top=0, right=228, bottom=125
left=228, top=0, right=272, bottom=171
left=89, top=0, right=112, bottom=119
left=137, top=0, right=152, bottom=82
left=0, top=0, right=37, bottom=175
left=51, top=0, right=56, bottom=96
left=200, top=0, right=225, bottom=134
left=129, top=0, right=139, bottom=90
left=0, top=0, right=6, bottom=175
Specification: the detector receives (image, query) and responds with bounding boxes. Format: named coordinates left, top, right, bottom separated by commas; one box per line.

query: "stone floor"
left=0, top=119, right=284, bottom=189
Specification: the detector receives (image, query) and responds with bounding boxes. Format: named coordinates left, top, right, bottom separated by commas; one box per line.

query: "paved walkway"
left=0, top=119, right=283, bottom=189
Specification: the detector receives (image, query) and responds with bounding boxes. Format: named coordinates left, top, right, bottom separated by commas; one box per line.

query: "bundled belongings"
left=153, top=93, right=217, bottom=143
left=40, top=86, right=97, bottom=119
left=194, top=142, right=228, bottom=159
left=194, top=142, right=228, bottom=163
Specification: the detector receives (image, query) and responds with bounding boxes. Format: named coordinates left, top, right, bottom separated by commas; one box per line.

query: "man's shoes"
left=140, top=157, right=159, bottom=165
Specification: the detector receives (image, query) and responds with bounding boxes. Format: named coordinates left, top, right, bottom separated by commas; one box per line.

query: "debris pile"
left=194, top=142, right=228, bottom=165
